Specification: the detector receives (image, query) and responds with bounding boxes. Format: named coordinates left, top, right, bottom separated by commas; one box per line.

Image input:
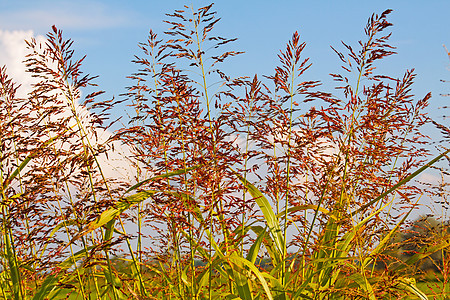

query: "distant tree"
left=379, top=216, right=450, bottom=273
left=401, top=216, right=450, bottom=272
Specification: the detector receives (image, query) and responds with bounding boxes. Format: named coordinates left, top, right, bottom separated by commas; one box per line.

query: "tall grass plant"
left=0, top=4, right=448, bottom=299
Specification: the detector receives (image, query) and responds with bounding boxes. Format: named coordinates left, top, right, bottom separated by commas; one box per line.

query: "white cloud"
left=0, top=29, right=135, bottom=185
left=0, top=30, right=45, bottom=96
left=418, top=171, right=450, bottom=186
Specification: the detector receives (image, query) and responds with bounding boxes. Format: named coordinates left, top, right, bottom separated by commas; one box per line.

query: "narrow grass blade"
left=49, top=219, right=78, bottom=237
left=3, top=230, right=21, bottom=300
left=232, top=169, right=285, bottom=256
left=33, top=246, right=95, bottom=300
left=225, top=254, right=274, bottom=300
left=247, top=228, right=266, bottom=264
left=362, top=206, right=414, bottom=268
left=337, top=200, right=392, bottom=257
left=101, top=191, right=156, bottom=240
left=395, top=277, right=429, bottom=300
left=346, top=273, right=376, bottom=300
left=292, top=258, right=348, bottom=299
left=276, top=205, right=337, bottom=221
left=352, top=148, right=450, bottom=217
left=250, top=226, right=280, bottom=266
left=195, top=267, right=211, bottom=298
left=123, top=165, right=200, bottom=195
left=234, top=270, right=254, bottom=300
left=393, top=234, right=450, bottom=273
left=62, top=190, right=157, bottom=243
left=2, top=126, right=75, bottom=191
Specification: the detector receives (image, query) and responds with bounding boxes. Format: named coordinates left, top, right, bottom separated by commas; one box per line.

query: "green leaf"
left=4, top=231, right=21, bottom=300
left=103, top=268, right=122, bottom=288
left=395, top=277, right=429, bottom=300
left=232, top=169, right=285, bottom=258
left=362, top=206, right=414, bottom=268
left=123, top=165, right=201, bottom=195
left=347, top=273, right=376, bottom=300
left=276, top=205, right=337, bottom=221
left=2, top=126, right=76, bottom=191
left=225, top=254, right=274, bottom=300
left=352, top=148, right=450, bottom=217
left=234, top=271, right=254, bottom=300
left=393, top=233, right=450, bottom=273
left=315, top=201, right=392, bottom=287
left=62, top=190, right=157, bottom=244
left=101, top=190, right=156, bottom=240
left=250, top=226, right=280, bottom=266
left=337, top=201, right=391, bottom=255
left=247, top=228, right=266, bottom=264
left=49, top=219, right=79, bottom=238
left=33, top=246, right=95, bottom=300
left=93, top=166, right=200, bottom=242
left=291, top=257, right=349, bottom=299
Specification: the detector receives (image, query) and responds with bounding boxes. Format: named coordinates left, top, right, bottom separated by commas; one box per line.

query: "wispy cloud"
left=0, top=1, right=136, bottom=32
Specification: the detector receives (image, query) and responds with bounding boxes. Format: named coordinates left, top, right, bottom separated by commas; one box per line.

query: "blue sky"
left=0, top=0, right=448, bottom=142
left=0, top=0, right=449, bottom=121
left=1, top=1, right=449, bottom=116
left=0, top=1, right=448, bottom=218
